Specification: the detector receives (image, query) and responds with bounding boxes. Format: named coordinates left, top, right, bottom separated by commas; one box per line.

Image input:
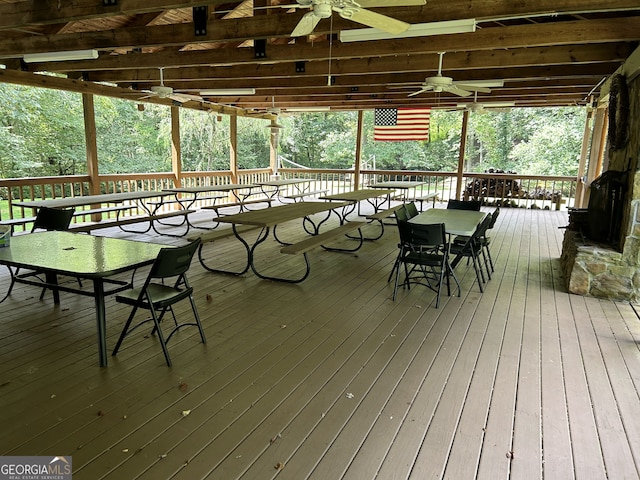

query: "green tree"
left=280, top=112, right=357, bottom=168
left=95, top=99, right=170, bottom=173
left=180, top=109, right=230, bottom=171
left=0, top=84, right=86, bottom=177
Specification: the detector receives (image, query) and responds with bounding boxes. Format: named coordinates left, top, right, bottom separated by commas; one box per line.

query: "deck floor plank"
left=2, top=207, right=640, bottom=479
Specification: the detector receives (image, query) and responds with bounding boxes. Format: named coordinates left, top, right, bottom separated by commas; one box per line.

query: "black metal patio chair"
left=6, top=207, right=76, bottom=300
left=447, top=199, right=482, bottom=211
left=112, top=238, right=206, bottom=367
left=452, top=207, right=500, bottom=274
left=392, top=220, right=460, bottom=307
left=449, top=214, right=493, bottom=293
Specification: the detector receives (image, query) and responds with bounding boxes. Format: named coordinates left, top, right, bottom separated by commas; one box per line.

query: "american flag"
left=374, top=107, right=431, bottom=141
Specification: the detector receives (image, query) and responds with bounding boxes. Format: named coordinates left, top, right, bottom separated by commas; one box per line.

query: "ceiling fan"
left=454, top=91, right=515, bottom=113
left=286, top=0, right=426, bottom=37
left=140, top=68, right=203, bottom=104
left=409, top=52, right=504, bottom=98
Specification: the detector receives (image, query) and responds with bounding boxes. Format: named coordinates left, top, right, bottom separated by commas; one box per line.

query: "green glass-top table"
left=0, top=231, right=166, bottom=366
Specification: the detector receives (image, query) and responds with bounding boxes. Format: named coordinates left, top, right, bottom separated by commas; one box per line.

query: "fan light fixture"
left=23, top=49, right=99, bottom=63
left=200, top=88, right=256, bottom=96
left=339, top=19, right=476, bottom=43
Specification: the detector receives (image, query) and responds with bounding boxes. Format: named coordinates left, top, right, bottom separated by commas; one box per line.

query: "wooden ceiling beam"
left=86, top=45, right=625, bottom=84
left=3, top=12, right=640, bottom=59
left=0, top=67, right=264, bottom=116
left=131, top=65, right=615, bottom=93
left=2, top=0, right=638, bottom=31
left=237, top=91, right=591, bottom=109
left=164, top=65, right=614, bottom=87
left=30, top=23, right=636, bottom=74
left=0, top=1, right=231, bottom=30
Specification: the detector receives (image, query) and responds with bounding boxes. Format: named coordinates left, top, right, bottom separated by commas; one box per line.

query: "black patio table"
left=0, top=231, right=166, bottom=367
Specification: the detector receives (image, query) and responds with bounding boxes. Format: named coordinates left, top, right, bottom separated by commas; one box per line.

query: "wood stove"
left=567, top=170, right=627, bottom=248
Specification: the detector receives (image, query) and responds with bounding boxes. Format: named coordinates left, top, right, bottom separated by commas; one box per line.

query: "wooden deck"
left=1, top=206, right=640, bottom=479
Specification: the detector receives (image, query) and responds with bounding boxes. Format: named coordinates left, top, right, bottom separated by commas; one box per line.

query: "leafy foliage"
left=0, top=83, right=586, bottom=180
left=0, top=84, right=86, bottom=177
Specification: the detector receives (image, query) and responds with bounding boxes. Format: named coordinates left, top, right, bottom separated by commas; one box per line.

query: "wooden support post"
left=574, top=105, right=594, bottom=208
left=230, top=115, right=239, bottom=184
left=354, top=110, right=364, bottom=190
left=583, top=106, right=608, bottom=206
left=455, top=110, right=469, bottom=200
left=82, top=93, right=100, bottom=197
left=171, top=106, right=181, bottom=189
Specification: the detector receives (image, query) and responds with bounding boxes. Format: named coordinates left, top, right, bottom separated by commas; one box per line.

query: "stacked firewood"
left=463, top=169, right=562, bottom=207
left=463, top=169, right=523, bottom=200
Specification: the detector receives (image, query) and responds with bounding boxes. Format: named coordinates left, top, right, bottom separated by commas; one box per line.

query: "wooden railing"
left=0, top=168, right=577, bottom=231
left=357, top=169, right=576, bottom=211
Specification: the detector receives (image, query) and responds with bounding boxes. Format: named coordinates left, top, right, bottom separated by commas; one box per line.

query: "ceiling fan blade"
left=170, top=93, right=202, bottom=103
left=455, top=79, right=504, bottom=88
left=486, top=101, right=516, bottom=108
left=408, top=87, right=432, bottom=97
left=460, top=101, right=516, bottom=110
left=454, top=84, right=492, bottom=94
left=357, top=0, right=426, bottom=6
left=338, top=7, right=409, bottom=34
left=445, top=85, right=473, bottom=97
left=291, top=11, right=322, bottom=36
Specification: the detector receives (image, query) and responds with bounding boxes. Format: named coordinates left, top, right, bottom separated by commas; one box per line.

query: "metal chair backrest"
left=149, top=238, right=201, bottom=280
left=31, top=207, right=75, bottom=232
left=405, top=202, right=419, bottom=219
left=488, top=207, right=500, bottom=229
left=447, top=199, right=481, bottom=211
left=397, top=220, right=447, bottom=252
left=395, top=206, right=409, bottom=222
left=475, top=214, right=493, bottom=241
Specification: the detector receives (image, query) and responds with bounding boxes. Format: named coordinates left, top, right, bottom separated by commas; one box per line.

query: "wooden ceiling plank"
left=0, top=1, right=230, bottom=30
left=3, top=12, right=640, bottom=59
left=139, top=64, right=617, bottom=90
left=2, top=0, right=638, bottom=31
left=83, top=44, right=629, bottom=84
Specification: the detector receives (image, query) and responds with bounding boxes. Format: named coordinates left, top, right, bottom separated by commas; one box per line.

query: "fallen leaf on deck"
left=178, top=382, right=188, bottom=391
left=206, top=294, right=212, bottom=302
left=345, top=392, right=354, bottom=399
left=181, top=409, right=191, bottom=417
left=274, top=462, right=285, bottom=470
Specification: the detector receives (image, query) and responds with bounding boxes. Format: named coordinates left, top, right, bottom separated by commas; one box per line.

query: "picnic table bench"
left=279, top=221, right=367, bottom=282
left=202, top=196, right=274, bottom=216
left=415, top=192, right=439, bottom=211
left=69, top=209, right=195, bottom=234
left=283, top=189, right=329, bottom=202
left=1, top=205, right=133, bottom=231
